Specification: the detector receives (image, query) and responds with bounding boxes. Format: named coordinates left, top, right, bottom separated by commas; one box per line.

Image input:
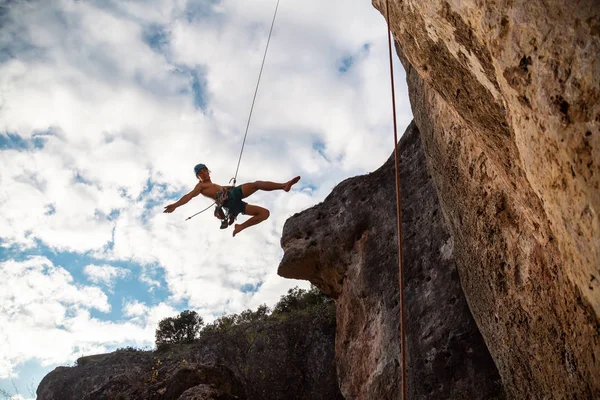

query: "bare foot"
left=232, top=224, right=243, bottom=237
left=283, top=176, right=301, bottom=192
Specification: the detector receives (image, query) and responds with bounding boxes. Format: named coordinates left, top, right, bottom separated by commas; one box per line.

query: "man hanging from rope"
left=163, top=163, right=301, bottom=237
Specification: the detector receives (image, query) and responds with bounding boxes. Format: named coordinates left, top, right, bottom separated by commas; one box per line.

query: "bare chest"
left=201, top=183, right=224, bottom=199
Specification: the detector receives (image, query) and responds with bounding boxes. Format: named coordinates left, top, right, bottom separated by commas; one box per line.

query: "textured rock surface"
left=194, top=302, right=342, bottom=400
left=370, top=0, right=600, bottom=398
left=36, top=352, right=244, bottom=400
left=37, top=302, right=340, bottom=400
left=279, top=122, right=503, bottom=399
left=178, top=384, right=238, bottom=400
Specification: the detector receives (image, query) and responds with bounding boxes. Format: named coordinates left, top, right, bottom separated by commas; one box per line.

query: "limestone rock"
left=177, top=384, right=238, bottom=400
left=159, top=364, right=245, bottom=400
left=370, top=0, right=600, bottom=397
left=36, top=351, right=245, bottom=400
left=193, top=303, right=341, bottom=400
left=279, top=122, right=503, bottom=399
left=37, top=302, right=339, bottom=400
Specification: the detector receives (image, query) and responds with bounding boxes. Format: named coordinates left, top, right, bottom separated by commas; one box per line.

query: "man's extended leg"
left=232, top=204, right=270, bottom=237
left=240, top=176, right=300, bottom=198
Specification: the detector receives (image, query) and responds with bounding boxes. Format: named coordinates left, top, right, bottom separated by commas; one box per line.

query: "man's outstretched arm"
left=163, top=183, right=203, bottom=213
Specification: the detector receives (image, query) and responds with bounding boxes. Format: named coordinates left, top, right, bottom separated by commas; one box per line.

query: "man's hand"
left=164, top=184, right=203, bottom=214
left=163, top=204, right=178, bottom=213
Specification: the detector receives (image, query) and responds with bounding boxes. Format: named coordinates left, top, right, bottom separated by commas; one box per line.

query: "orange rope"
left=385, top=0, right=408, bottom=398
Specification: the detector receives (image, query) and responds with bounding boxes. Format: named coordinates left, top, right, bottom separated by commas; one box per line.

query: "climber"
left=163, top=163, right=301, bottom=237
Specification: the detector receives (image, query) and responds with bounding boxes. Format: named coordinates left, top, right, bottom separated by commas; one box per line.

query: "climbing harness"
left=186, top=0, right=281, bottom=224
left=214, top=189, right=236, bottom=229
left=385, top=0, right=408, bottom=398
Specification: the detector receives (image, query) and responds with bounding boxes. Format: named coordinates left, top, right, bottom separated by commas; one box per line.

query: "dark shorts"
left=223, top=185, right=247, bottom=216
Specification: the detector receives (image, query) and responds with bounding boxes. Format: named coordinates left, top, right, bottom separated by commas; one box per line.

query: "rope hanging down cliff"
left=186, top=0, right=281, bottom=222
left=385, top=0, right=408, bottom=398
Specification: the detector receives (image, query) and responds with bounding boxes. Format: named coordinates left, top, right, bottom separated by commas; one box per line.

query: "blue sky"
left=0, top=0, right=411, bottom=397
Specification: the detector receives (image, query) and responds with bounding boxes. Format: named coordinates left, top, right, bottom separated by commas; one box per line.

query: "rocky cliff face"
left=37, top=352, right=246, bottom=400
left=280, top=1, right=599, bottom=398
left=37, top=302, right=340, bottom=400
left=279, top=122, right=504, bottom=399
left=366, top=0, right=598, bottom=398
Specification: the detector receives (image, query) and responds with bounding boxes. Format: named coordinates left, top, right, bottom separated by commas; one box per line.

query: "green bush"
left=272, top=285, right=330, bottom=314
left=155, top=310, right=204, bottom=347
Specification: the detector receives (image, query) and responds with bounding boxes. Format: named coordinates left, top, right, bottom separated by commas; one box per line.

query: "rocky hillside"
left=37, top=288, right=341, bottom=400
left=37, top=353, right=246, bottom=400
left=281, top=0, right=599, bottom=398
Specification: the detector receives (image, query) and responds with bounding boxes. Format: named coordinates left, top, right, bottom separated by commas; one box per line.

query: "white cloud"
left=83, top=264, right=130, bottom=286
left=123, top=300, right=148, bottom=318
left=0, top=257, right=175, bottom=379
left=0, top=0, right=412, bottom=386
